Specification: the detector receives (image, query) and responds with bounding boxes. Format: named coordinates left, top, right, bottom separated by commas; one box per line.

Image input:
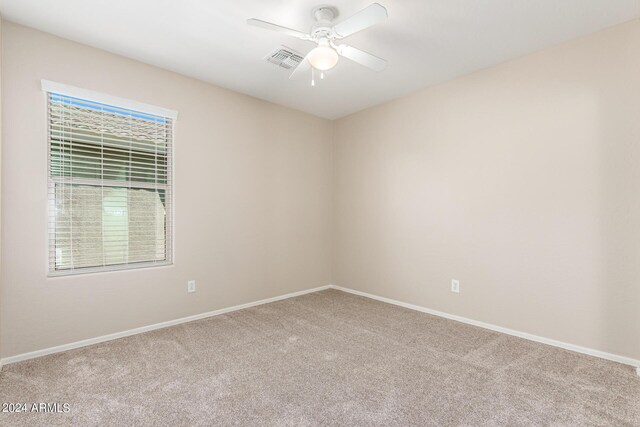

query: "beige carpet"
left=0, top=289, right=638, bottom=426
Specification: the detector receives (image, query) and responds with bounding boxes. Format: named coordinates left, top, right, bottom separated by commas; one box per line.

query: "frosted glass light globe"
left=308, top=46, right=339, bottom=71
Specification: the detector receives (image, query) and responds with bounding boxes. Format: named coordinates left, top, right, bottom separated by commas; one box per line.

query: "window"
left=45, top=82, right=175, bottom=275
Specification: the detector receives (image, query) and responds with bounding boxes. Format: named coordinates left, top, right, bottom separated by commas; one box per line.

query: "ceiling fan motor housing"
left=311, top=6, right=338, bottom=39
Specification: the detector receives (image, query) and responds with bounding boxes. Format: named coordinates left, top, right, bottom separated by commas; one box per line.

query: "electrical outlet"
left=187, top=280, right=196, bottom=293
left=451, top=279, right=460, bottom=293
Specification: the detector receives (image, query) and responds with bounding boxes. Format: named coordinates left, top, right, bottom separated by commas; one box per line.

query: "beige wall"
left=2, top=19, right=639, bottom=362
left=0, top=16, right=3, bottom=362
left=0, top=22, right=333, bottom=358
left=333, top=21, right=640, bottom=360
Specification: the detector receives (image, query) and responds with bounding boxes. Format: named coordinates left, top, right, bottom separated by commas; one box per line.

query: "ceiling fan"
left=247, top=3, right=388, bottom=81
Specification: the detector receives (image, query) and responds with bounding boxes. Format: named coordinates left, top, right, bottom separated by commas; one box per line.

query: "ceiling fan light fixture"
left=308, top=44, right=339, bottom=71
left=248, top=3, right=388, bottom=78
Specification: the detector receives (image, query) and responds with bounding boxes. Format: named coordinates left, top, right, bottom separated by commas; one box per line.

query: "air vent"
left=266, top=47, right=304, bottom=70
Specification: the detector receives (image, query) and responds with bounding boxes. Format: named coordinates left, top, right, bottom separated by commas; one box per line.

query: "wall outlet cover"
left=187, top=280, right=196, bottom=293
left=451, top=280, right=460, bottom=293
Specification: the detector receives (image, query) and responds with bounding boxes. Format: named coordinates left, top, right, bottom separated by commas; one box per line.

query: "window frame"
left=43, top=80, right=177, bottom=277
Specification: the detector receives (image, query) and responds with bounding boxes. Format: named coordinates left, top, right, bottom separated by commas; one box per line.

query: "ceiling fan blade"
left=337, top=45, right=387, bottom=71
left=332, top=3, right=388, bottom=38
left=289, top=54, right=312, bottom=80
left=247, top=18, right=310, bottom=40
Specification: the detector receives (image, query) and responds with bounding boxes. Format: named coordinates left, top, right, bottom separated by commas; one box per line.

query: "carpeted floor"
left=0, top=289, right=639, bottom=426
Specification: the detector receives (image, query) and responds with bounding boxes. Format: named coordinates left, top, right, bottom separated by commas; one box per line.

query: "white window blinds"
left=47, top=90, right=174, bottom=275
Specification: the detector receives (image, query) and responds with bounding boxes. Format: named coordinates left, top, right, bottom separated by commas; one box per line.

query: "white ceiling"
left=1, top=0, right=639, bottom=119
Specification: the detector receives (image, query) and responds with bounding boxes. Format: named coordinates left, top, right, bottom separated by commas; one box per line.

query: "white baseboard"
left=329, top=285, right=640, bottom=369
left=3, top=283, right=639, bottom=373
left=0, top=285, right=331, bottom=366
